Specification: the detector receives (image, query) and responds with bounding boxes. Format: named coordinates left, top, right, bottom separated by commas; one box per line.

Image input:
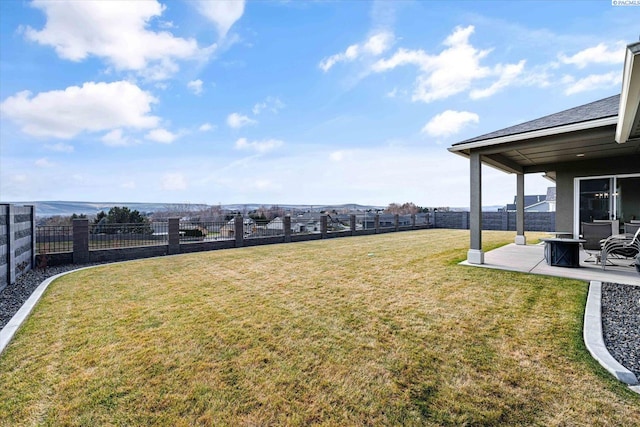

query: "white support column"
left=515, top=173, right=526, bottom=245
left=468, top=151, right=484, bottom=264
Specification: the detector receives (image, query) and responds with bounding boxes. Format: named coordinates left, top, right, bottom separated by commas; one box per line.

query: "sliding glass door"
left=576, top=174, right=640, bottom=234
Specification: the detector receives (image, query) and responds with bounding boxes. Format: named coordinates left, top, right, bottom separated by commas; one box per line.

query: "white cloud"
left=101, top=128, right=137, bottom=146
left=187, top=79, right=204, bottom=95
left=329, top=150, right=347, bottom=162
left=252, top=97, right=285, bottom=115
left=25, top=0, right=212, bottom=80
left=470, top=60, right=526, bottom=99
left=199, top=122, right=214, bottom=132
left=372, top=25, right=526, bottom=103
left=563, top=71, right=622, bottom=95
left=35, top=158, right=53, bottom=168
left=0, top=81, right=159, bottom=139
left=227, top=113, right=257, bottom=129
left=193, top=0, right=245, bottom=39
left=319, top=31, right=394, bottom=72
left=145, top=128, right=179, bottom=144
left=161, top=172, right=188, bottom=191
left=45, top=142, right=74, bottom=153
left=363, top=31, right=394, bottom=55
left=558, top=41, right=626, bottom=69
left=235, top=137, right=283, bottom=153
left=421, top=110, right=479, bottom=138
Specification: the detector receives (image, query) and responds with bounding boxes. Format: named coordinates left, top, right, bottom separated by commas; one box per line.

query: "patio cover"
left=449, top=42, right=640, bottom=264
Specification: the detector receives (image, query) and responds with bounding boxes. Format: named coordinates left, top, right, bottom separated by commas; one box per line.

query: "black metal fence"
left=88, top=222, right=168, bottom=250
left=36, top=225, right=73, bottom=254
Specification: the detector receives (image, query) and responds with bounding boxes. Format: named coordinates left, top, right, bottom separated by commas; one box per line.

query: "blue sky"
left=1, top=0, right=638, bottom=208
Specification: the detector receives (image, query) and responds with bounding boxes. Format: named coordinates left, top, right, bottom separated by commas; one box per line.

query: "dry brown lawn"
left=1, top=230, right=638, bottom=426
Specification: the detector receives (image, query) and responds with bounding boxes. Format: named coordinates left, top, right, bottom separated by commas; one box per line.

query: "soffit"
left=454, top=125, right=640, bottom=174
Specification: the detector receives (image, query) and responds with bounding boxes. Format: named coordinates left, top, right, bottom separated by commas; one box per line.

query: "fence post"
left=30, top=205, right=36, bottom=269
left=350, top=214, right=356, bottom=235
left=375, top=214, right=380, bottom=234
left=320, top=215, right=328, bottom=238
left=73, top=218, right=90, bottom=264
left=235, top=215, right=244, bottom=247
left=432, top=211, right=437, bottom=228
left=411, top=214, right=416, bottom=228
left=168, top=218, right=180, bottom=255
left=394, top=214, right=399, bottom=232
left=284, top=215, right=291, bottom=243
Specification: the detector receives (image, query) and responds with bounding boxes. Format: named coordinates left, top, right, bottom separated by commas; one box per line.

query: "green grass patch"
left=1, top=230, right=638, bottom=425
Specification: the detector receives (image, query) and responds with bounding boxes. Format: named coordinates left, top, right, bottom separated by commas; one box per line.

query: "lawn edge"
left=0, top=266, right=97, bottom=355
left=583, top=280, right=639, bottom=393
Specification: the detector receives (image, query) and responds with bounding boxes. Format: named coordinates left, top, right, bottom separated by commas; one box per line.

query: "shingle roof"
left=453, top=94, right=620, bottom=146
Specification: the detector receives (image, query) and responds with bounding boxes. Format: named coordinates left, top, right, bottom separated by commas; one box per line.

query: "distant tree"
left=93, top=206, right=151, bottom=234
left=384, top=202, right=419, bottom=215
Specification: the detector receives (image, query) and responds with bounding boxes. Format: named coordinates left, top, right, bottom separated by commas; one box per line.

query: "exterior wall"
left=0, top=204, right=35, bottom=291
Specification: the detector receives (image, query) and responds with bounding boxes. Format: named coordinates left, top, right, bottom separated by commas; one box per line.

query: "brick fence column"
left=411, top=214, right=416, bottom=227
left=320, top=215, right=328, bottom=238
left=350, top=214, right=356, bottom=235
left=395, top=214, right=399, bottom=232
left=284, top=215, right=291, bottom=243
left=168, top=218, right=180, bottom=255
left=235, top=215, right=244, bottom=247
left=374, top=214, right=380, bottom=234
left=73, top=218, right=89, bottom=264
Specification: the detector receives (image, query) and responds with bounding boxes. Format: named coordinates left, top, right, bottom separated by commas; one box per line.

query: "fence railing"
left=36, top=225, right=73, bottom=254
left=89, top=222, right=168, bottom=250
left=179, top=220, right=233, bottom=242
left=33, top=212, right=556, bottom=267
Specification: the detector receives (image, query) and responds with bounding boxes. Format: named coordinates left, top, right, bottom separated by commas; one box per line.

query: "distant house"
left=219, top=218, right=255, bottom=237
left=503, top=187, right=556, bottom=212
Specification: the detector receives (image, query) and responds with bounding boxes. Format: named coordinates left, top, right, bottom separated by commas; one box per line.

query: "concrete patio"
left=463, top=242, right=640, bottom=286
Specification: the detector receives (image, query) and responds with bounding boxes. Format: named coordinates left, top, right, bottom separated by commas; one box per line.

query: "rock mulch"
left=601, top=282, right=640, bottom=380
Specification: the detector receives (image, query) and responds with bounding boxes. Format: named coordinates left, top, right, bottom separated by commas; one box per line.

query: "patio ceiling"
left=451, top=124, right=640, bottom=176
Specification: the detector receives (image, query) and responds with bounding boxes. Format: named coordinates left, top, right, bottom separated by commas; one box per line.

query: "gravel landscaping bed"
left=2, top=269, right=639, bottom=383
left=601, top=282, right=640, bottom=380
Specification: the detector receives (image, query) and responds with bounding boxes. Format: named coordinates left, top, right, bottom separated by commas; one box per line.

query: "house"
left=449, top=41, right=640, bottom=264
left=219, top=217, right=256, bottom=237
left=503, top=187, right=556, bottom=212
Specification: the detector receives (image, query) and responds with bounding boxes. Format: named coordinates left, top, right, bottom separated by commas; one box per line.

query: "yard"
left=0, top=229, right=638, bottom=426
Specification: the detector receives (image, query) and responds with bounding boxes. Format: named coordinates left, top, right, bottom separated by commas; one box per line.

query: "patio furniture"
left=541, top=238, right=586, bottom=268
left=601, top=227, right=640, bottom=270
left=624, top=222, right=640, bottom=235
left=580, top=222, right=612, bottom=263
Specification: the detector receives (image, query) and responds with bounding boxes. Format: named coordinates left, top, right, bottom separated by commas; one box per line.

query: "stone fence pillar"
left=374, top=214, right=380, bottom=233
left=168, top=218, right=180, bottom=255
left=394, top=214, right=399, bottom=232
left=235, top=215, right=244, bottom=247
left=350, top=214, right=356, bottom=234
left=73, top=219, right=90, bottom=264
left=320, top=215, right=328, bottom=238
left=284, top=215, right=291, bottom=243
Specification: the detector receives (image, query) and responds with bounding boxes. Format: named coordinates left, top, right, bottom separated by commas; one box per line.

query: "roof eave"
left=616, top=42, right=640, bottom=144
left=448, top=116, right=618, bottom=153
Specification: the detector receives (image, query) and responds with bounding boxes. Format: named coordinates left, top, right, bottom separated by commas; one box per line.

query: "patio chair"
left=601, top=227, right=640, bottom=270
left=580, top=222, right=612, bottom=263
left=624, top=222, right=640, bottom=235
